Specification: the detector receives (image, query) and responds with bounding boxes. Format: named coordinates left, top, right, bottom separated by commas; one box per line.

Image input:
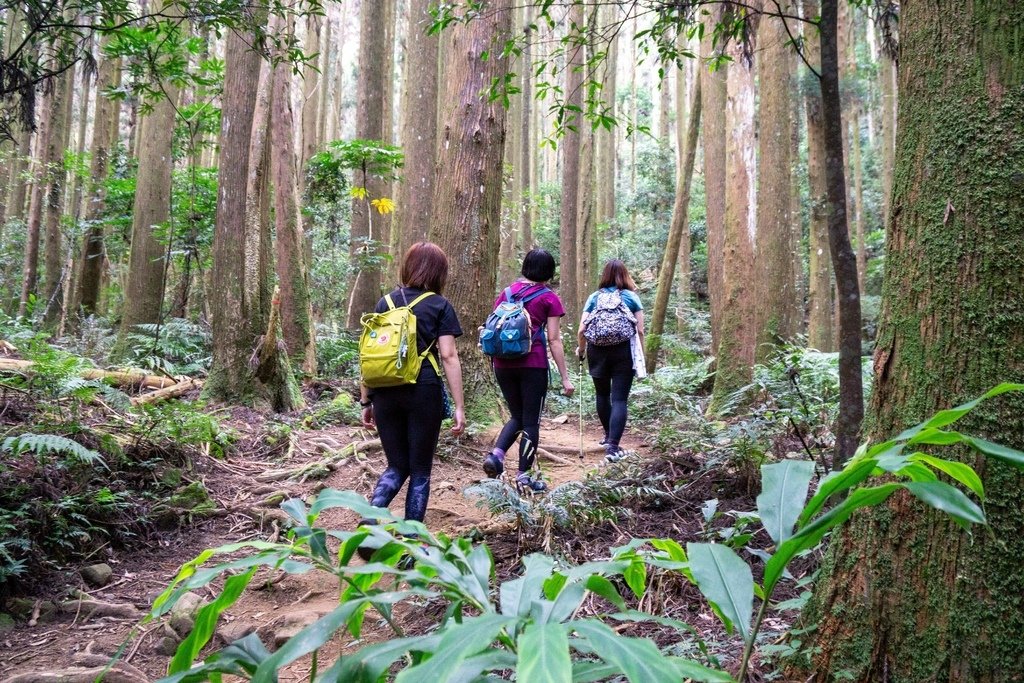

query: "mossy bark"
left=800, top=1, right=1024, bottom=679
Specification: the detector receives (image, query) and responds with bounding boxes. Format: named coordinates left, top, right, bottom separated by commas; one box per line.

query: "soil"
left=0, top=408, right=655, bottom=681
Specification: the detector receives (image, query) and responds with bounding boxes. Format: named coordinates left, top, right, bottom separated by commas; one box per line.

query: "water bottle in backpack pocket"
left=479, top=285, right=550, bottom=359
left=583, top=289, right=637, bottom=346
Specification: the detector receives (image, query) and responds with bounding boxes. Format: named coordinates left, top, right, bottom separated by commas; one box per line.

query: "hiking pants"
left=592, top=369, right=634, bottom=451
left=494, top=367, right=548, bottom=473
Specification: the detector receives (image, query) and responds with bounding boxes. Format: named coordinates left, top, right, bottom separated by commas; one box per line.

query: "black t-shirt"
left=374, top=287, right=463, bottom=384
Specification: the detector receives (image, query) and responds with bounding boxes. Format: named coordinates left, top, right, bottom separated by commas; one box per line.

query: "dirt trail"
left=1, top=412, right=646, bottom=681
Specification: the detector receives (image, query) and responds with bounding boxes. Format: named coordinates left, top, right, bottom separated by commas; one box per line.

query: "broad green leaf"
left=895, top=383, right=1024, bottom=440
left=895, top=461, right=938, bottom=483
left=909, top=453, right=985, bottom=499
left=450, top=649, right=518, bottom=680
left=965, top=436, right=1024, bottom=469
left=622, top=558, right=647, bottom=600
left=394, top=613, right=515, bottom=683
left=467, top=543, right=494, bottom=598
left=765, top=483, right=902, bottom=596
left=544, top=572, right=569, bottom=601
left=756, top=460, right=815, bottom=545
left=650, top=538, right=687, bottom=562
left=670, top=658, right=737, bottom=682
left=156, top=633, right=272, bottom=682
left=309, top=488, right=399, bottom=522
left=904, top=481, right=985, bottom=528
left=280, top=497, right=307, bottom=525
left=318, top=634, right=441, bottom=683
left=500, top=554, right=555, bottom=617
left=548, top=582, right=587, bottom=624
left=570, top=620, right=683, bottom=682
left=906, top=428, right=966, bottom=446
left=517, top=622, right=572, bottom=683
left=583, top=575, right=626, bottom=611
left=168, top=567, right=258, bottom=673
left=686, top=543, right=753, bottom=642
left=251, top=601, right=367, bottom=683
left=797, top=457, right=877, bottom=528
left=571, top=661, right=619, bottom=683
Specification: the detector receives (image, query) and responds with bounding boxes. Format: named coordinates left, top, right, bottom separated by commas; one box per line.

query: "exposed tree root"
left=541, top=443, right=606, bottom=455
left=535, top=447, right=574, bottom=466
left=253, top=438, right=382, bottom=482
left=2, top=666, right=147, bottom=683
left=61, top=591, right=142, bottom=621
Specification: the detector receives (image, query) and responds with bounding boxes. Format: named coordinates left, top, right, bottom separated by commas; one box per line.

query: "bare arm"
left=634, top=310, right=645, bottom=346
left=438, top=335, right=466, bottom=435
left=576, top=312, right=589, bottom=358
left=547, top=316, right=575, bottom=396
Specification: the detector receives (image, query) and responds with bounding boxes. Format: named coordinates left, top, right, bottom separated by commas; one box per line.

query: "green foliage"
left=2, top=433, right=105, bottom=468
left=121, top=319, right=212, bottom=375
left=315, top=328, right=360, bottom=379
left=131, top=400, right=234, bottom=458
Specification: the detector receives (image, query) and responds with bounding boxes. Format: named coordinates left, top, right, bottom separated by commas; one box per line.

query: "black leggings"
left=369, top=382, right=443, bottom=521
left=593, top=370, right=634, bottom=449
left=494, top=367, right=548, bottom=473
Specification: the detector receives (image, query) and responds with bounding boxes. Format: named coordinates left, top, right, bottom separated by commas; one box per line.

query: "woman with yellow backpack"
left=357, top=242, right=465, bottom=556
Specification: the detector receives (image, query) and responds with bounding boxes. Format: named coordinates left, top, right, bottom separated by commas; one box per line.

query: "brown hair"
left=597, top=259, right=637, bottom=291
left=400, top=242, right=449, bottom=293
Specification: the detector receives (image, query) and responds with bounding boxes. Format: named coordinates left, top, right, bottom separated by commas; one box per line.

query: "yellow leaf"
left=371, top=197, right=395, bottom=215
left=350, top=186, right=368, bottom=200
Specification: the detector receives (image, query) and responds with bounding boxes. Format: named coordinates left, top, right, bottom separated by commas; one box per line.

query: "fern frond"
left=2, top=433, right=107, bottom=468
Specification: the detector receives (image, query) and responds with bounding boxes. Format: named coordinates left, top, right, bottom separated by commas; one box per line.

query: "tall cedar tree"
left=802, top=0, right=1024, bottom=678
left=701, top=13, right=727, bottom=350
left=428, top=0, right=511, bottom=406
left=18, top=88, right=53, bottom=317
left=40, top=70, right=72, bottom=327
left=558, top=0, right=584, bottom=326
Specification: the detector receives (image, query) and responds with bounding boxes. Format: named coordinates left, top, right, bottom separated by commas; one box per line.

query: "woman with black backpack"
left=576, top=259, right=645, bottom=462
left=481, top=248, right=575, bottom=493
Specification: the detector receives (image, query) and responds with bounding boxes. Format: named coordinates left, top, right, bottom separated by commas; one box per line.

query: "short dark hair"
left=598, top=259, right=637, bottom=291
left=521, top=248, right=556, bottom=282
left=401, top=242, right=449, bottom=293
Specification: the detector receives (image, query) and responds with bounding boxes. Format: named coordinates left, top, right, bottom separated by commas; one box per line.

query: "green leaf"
left=765, top=483, right=902, bottom=596
left=797, top=457, right=877, bottom=528
left=500, top=554, right=554, bottom=617
left=686, top=543, right=753, bottom=642
left=570, top=620, right=683, bottom=682
left=315, top=634, right=441, bottom=683
left=906, top=428, right=967, bottom=446
left=669, top=658, right=737, bottom=682
left=583, top=575, right=626, bottom=611
left=168, top=568, right=258, bottom=673
left=895, top=383, right=1024, bottom=440
left=649, top=538, right=687, bottom=562
left=622, top=558, right=647, bottom=600
left=909, top=454, right=985, bottom=499
left=517, top=622, right=572, bottom=683
left=394, top=613, right=515, bottom=682
left=251, top=600, right=368, bottom=682
left=904, top=481, right=985, bottom=528
left=309, top=488, right=398, bottom=522
left=547, top=581, right=587, bottom=624
left=965, top=436, right=1024, bottom=469
left=757, top=460, right=815, bottom=545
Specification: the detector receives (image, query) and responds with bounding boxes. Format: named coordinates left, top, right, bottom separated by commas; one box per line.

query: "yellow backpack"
left=359, top=291, right=440, bottom=388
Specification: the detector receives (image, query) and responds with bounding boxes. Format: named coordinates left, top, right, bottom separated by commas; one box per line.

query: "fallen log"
left=540, top=443, right=607, bottom=455
left=130, top=378, right=203, bottom=406
left=0, top=359, right=183, bottom=389
left=535, top=447, right=574, bottom=466
left=1, top=667, right=147, bottom=683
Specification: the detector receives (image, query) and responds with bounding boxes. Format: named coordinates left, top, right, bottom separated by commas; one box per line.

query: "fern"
left=2, top=433, right=107, bottom=468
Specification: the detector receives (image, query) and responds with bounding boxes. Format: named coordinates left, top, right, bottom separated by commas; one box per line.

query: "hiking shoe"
left=483, top=453, right=504, bottom=478
left=516, top=473, right=547, bottom=494
left=604, top=448, right=636, bottom=463
left=598, top=434, right=609, bottom=446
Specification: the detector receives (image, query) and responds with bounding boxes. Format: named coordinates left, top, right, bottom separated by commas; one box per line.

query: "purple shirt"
left=491, top=281, right=566, bottom=369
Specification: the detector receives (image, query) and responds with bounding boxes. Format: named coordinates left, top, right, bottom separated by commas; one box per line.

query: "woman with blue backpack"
left=357, top=242, right=466, bottom=552
left=480, top=248, right=575, bottom=493
left=576, top=259, right=645, bottom=462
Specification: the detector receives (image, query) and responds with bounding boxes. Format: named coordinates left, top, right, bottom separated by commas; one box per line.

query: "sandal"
left=483, top=453, right=505, bottom=478
left=516, top=473, right=547, bottom=494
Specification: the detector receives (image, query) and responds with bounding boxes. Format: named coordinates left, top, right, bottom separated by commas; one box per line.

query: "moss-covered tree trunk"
left=205, top=30, right=300, bottom=411
left=701, top=11, right=727, bottom=351
left=40, top=70, right=72, bottom=328
left=802, top=1, right=1024, bottom=678
left=428, top=0, right=510, bottom=420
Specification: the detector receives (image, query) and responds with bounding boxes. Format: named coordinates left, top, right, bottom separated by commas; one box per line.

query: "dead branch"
left=0, top=359, right=185, bottom=389
left=1, top=666, right=147, bottom=683
left=541, top=443, right=606, bottom=455
left=130, top=378, right=203, bottom=406
left=60, top=591, right=142, bottom=621
left=535, top=447, right=574, bottom=466
left=254, top=438, right=382, bottom=482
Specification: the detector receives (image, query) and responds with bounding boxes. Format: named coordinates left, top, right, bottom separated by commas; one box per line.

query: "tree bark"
left=755, top=3, right=797, bottom=359
left=393, top=0, right=439, bottom=275
left=519, top=12, right=533, bottom=249
left=271, top=17, right=316, bottom=374
left=649, top=70, right=701, bottom=372
left=597, top=6, right=616, bottom=228
left=204, top=28, right=300, bottom=411
left=850, top=112, right=867, bottom=294
left=819, top=0, right=863, bottom=466
left=345, top=0, right=391, bottom=328
left=18, top=101, right=50, bottom=318
left=879, top=51, right=896, bottom=230
left=804, top=0, right=835, bottom=352
left=708, top=29, right=757, bottom=414
left=576, top=4, right=599, bottom=297
left=300, top=15, right=322, bottom=179
left=559, top=1, right=583, bottom=326
left=40, top=71, right=72, bottom=327
left=5, top=125, right=31, bottom=224
left=428, top=0, right=511, bottom=410
left=701, top=14, right=727, bottom=351
left=804, top=1, right=1024, bottom=678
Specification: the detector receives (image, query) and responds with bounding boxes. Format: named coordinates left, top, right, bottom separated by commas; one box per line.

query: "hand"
left=450, top=407, right=466, bottom=436
left=575, top=345, right=586, bottom=359
left=361, top=405, right=376, bottom=430
left=562, top=380, right=575, bottom=397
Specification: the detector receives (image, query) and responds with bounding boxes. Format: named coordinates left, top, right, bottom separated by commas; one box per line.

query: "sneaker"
left=598, top=434, right=608, bottom=446
left=604, top=447, right=636, bottom=463
left=516, top=473, right=547, bottom=494
left=483, top=453, right=504, bottom=478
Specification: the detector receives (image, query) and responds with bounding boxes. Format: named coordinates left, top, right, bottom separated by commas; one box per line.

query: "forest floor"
left=3, top=399, right=707, bottom=681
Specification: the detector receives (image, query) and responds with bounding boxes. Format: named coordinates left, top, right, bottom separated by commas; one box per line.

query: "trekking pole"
left=578, top=354, right=585, bottom=462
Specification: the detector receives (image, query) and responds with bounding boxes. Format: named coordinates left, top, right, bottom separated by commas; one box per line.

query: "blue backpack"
left=479, top=285, right=550, bottom=359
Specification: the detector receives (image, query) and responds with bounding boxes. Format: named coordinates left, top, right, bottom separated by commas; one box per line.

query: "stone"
left=155, top=635, right=181, bottom=656
left=81, top=563, right=113, bottom=588
left=274, top=610, right=324, bottom=648
left=168, top=591, right=205, bottom=638
left=217, top=620, right=257, bottom=645
left=436, top=480, right=456, bottom=492
left=0, top=613, right=15, bottom=633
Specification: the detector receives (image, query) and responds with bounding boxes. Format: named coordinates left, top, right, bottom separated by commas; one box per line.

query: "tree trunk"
left=117, top=78, right=179, bottom=339
left=271, top=17, right=316, bottom=374
left=40, top=71, right=72, bottom=327
left=819, top=0, right=863, bottom=466
left=755, top=4, right=797, bottom=359
left=204, top=28, right=300, bottom=411
left=789, top=46, right=805, bottom=335
left=650, top=70, right=701, bottom=372
left=68, top=58, right=92, bottom=221
left=804, top=0, right=835, bottom=352
left=345, top=0, right=391, bottom=328
left=597, top=6, right=617, bottom=228
left=804, top=1, right=1024, bottom=678
left=300, top=15, right=322, bottom=179
left=428, top=0, right=511, bottom=411
left=658, top=68, right=672, bottom=143
left=18, top=102, right=49, bottom=318
left=519, top=11, right=533, bottom=249
left=879, top=51, right=896, bottom=230
left=850, top=112, right=867, bottom=294
left=708, top=29, right=757, bottom=414
left=559, top=1, right=583, bottom=326
left=576, top=4, right=599, bottom=297
left=5, top=125, right=31, bottom=224
left=72, top=42, right=120, bottom=322
left=316, top=17, right=332, bottom=148
left=701, top=14, right=727, bottom=351
left=498, top=88, right=520, bottom=286
left=393, top=0, right=439, bottom=275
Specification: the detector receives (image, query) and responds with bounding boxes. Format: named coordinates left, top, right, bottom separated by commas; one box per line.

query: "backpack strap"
left=520, top=286, right=551, bottom=304
left=407, top=291, right=436, bottom=308
left=407, top=291, right=440, bottom=375
left=384, top=293, right=396, bottom=310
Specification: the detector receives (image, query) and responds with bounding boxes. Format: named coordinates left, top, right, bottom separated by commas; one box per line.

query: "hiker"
left=481, top=248, right=575, bottom=493
left=358, top=242, right=466, bottom=533
left=576, top=259, right=645, bottom=462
